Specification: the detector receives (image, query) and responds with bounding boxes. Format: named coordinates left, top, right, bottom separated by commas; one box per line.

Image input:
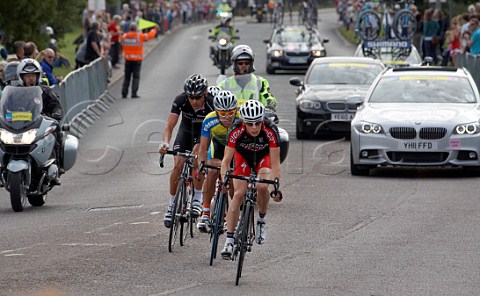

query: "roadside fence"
left=456, top=52, right=480, bottom=89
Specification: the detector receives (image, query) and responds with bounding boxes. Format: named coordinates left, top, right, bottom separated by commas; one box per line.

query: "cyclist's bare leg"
left=225, top=179, right=247, bottom=233
left=170, top=155, right=185, bottom=195
left=256, top=168, right=271, bottom=215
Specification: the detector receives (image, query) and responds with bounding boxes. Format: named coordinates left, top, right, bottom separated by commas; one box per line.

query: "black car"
left=289, top=57, right=385, bottom=139
left=263, top=25, right=328, bottom=74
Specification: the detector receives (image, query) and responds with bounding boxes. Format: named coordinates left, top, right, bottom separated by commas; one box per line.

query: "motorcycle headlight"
left=312, top=50, right=326, bottom=57
left=0, top=128, right=38, bottom=144
left=219, top=38, right=228, bottom=46
left=453, top=122, right=480, bottom=135
left=299, top=100, right=322, bottom=110
left=272, top=50, right=284, bottom=57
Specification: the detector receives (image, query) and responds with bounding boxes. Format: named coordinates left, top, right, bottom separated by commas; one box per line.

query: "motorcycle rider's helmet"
left=214, top=90, right=237, bottom=111
left=220, top=13, right=232, bottom=26
left=208, top=86, right=221, bottom=98
left=184, top=74, right=208, bottom=97
left=240, top=100, right=264, bottom=123
left=4, top=61, right=20, bottom=86
left=17, top=58, right=42, bottom=86
left=231, top=44, right=255, bottom=74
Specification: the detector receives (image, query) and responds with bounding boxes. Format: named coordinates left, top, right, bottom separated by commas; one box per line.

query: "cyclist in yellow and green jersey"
left=196, top=89, right=241, bottom=233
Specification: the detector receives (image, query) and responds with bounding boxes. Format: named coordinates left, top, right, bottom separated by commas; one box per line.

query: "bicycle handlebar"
left=159, top=150, right=197, bottom=168
left=198, top=161, right=221, bottom=174
left=223, top=170, right=280, bottom=191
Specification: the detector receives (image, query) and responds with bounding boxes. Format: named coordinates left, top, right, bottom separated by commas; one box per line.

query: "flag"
left=138, top=18, right=157, bottom=30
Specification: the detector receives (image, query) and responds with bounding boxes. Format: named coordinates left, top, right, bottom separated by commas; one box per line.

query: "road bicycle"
left=159, top=150, right=199, bottom=252
left=198, top=161, right=229, bottom=266
left=356, top=0, right=416, bottom=41
left=223, top=170, right=280, bottom=285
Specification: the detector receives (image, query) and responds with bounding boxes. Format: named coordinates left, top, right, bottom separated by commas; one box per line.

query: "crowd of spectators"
left=336, top=0, right=480, bottom=66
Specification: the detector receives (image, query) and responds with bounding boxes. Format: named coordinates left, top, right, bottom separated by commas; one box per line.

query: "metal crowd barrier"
left=456, top=52, right=480, bottom=89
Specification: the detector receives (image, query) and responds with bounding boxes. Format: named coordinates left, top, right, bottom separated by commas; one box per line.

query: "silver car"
left=350, top=66, right=480, bottom=176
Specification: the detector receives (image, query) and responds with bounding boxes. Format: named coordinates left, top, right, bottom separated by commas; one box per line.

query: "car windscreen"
left=369, top=75, right=477, bottom=103
left=274, top=30, right=320, bottom=43
left=306, top=63, right=384, bottom=85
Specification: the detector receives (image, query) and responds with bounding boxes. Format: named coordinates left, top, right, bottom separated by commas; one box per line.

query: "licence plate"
left=331, top=113, right=354, bottom=121
left=398, top=141, right=437, bottom=150
left=289, top=57, right=308, bottom=64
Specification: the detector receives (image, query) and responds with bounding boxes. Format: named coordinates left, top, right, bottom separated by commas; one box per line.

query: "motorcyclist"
left=16, top=58, right=64, bottom=184
left=209, top=12, right=238, bottom=66
left=218, top=44, right=278, bottom=111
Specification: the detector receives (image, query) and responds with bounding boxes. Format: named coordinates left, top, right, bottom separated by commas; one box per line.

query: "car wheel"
left=296, top=121, right=309, bottom=140
left=266, top=65, right=275, bottom=74
left=350, top=147, right=371, bottom=176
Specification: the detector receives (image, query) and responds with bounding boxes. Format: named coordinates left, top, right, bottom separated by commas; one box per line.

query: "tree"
left=0, top=0, right=83, bottom=52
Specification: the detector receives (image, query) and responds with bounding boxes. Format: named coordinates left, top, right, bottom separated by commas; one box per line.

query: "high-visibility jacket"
left=122, top=28, right=157, bottom=61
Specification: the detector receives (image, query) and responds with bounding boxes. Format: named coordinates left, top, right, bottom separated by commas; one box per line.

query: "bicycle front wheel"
left=179, top=182, right=189, bottom=246
left=357, top=10, right=380, bottom=41
left=235, top=201, right=252, bottom=286
left=168, top=179, right=184, bottom=252
left=210, top=191, right=226, bottom=266
left=393, top=10, right=417, bottom=41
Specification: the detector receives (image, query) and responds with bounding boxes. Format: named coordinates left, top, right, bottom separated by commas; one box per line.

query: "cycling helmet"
left=17, top=58, right=42, bottom=86
left=208, top=86, right=221, bottom=98
left=214, top=90, right=237, bottom=111
left=240, top=100, right=265, bottom=123
left=231, top=44, right=255, bottom=74
left=3, top=61, right=19, bottom=83
left=184, top=74, right=208, bottom=97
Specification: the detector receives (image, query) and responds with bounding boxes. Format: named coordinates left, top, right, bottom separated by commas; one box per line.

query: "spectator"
left=108, top=15, right=122, bottom=68
left=14, top=40, right=25, bottom=61
left=0, top=32, right=7, bottom=61
left=24, top=42, right=39, bottom=59
left=444, top=16, right=461, bottom=66
left=121, top=22, right=158, bottom=98
left=40, top=48, right=61, bottom=85
left=461, top=30, right=471, bottom=54
left=85, top=21, right=102, bottom=64
left=422, top=8, right=440, bottom=64
left=460, top=13, right=470, bottom=36
left=468, top=17, right=480, bottom=55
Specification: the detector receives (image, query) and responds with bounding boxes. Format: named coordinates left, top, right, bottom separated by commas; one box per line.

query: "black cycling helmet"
left=184, top=74, right=208, bottom=97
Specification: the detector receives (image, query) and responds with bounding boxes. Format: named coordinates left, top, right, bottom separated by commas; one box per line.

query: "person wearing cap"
left=0, top=32, right=8, bottom=61
left=218, top=44, right=277, bottom=111
left=121, top=21, right=158, bottom=98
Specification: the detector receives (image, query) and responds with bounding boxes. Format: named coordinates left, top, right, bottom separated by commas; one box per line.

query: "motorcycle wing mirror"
left=209, top=29, right=212, bottom=32
left=235, top=29, right=239, bottom=33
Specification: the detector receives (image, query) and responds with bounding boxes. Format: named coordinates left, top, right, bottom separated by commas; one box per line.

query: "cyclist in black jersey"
left=159, top=74, right=215, bottom=228
left=220, top=100, right=283, bottom=259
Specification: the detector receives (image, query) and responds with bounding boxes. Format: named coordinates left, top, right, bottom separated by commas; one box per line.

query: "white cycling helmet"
left=208, top=86, right=221, bottom=98
left=240, top=100, right=265, bottom=123
left=214, top=90, right=237, bottom=111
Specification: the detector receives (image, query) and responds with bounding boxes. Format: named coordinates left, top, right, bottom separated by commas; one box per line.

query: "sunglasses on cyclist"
left=188, top=95, right=203, bottom=100
left=217, top=110, right=236, bottom=118
left=237, top=61, right=251, bottom=66
left=245, top=121, right=262, bottom=127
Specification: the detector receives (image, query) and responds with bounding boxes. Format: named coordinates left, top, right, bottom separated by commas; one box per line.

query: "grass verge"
left=53, top=27, right=83, bottom=78
left=338, top=26, right=358, bottom=45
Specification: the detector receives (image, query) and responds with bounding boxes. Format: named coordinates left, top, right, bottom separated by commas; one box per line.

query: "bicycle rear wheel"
left=357, top=10, right=380, bottom=41
left=210, top=191, right=226, bottom=266
left=188, top=185, right=198, bottom=238
left=168, top=180, right=184, bottom=252
left=235, top=201, right=252, bottom=286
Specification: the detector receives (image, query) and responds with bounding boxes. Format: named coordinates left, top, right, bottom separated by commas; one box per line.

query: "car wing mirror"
left=323, top=38, right=329, bottom=43
left=346, top=95, right=364, bottom=107
left=289, top=77, right=303, bottom=87
left=263, top=39, right=271, bottom=44
left=236, top=29, right=239, bottom=33
left=209, top=29, right=212, bottom=33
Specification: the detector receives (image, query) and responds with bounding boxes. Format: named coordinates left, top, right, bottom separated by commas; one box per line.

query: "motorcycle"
left=0, top=86, right=78, bottom=212
left=209, top=28, right=239, bottom=75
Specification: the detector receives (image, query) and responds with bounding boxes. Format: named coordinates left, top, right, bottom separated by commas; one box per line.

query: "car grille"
left=389, top=127, right=416, bottom=139
left=326, top=102, right=347, bottom=111
left=387, top=152, right=448, bottom=163
left=419, top=127, right=447, bottom=140
left=285, top=51, right=310, bottom=57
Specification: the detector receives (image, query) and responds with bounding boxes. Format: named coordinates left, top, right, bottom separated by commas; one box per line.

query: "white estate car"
left=349, top=66, right=480, bottom=176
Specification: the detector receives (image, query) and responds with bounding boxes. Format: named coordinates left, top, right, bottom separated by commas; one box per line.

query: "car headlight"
left=453, top=122, right=480, bottom=135
left=218, top=38, right=228, bottom=46
left=299, top=100, right=322, bottom=110
left=311, top=50, right=326, bottom=57
left=0, top=128, right=38, bottom=144
left=272, top=50, right=284, bottom=57
left=354, top=122, right=384, bottom=134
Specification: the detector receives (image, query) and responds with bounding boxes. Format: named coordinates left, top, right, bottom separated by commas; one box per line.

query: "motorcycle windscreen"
left=0, top=86, right=43, bottom=130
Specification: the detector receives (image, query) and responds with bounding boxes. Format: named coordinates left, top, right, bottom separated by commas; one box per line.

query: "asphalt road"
left=1, top=9, right=479, bottom=296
